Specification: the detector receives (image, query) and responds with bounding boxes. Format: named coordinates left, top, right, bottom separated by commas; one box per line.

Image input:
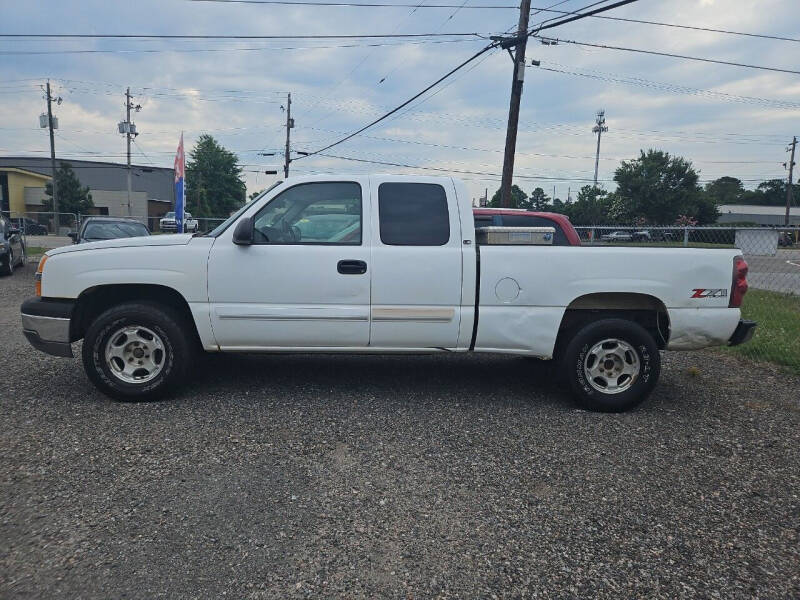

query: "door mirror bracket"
left=232, top=217, right=254, bottom=246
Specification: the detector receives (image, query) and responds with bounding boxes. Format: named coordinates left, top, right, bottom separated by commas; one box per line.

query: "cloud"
left=1, top=0, right=797, bottom=202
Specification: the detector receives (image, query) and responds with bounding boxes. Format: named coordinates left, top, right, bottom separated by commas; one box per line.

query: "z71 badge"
left=691, top=288, right=728, bottom=298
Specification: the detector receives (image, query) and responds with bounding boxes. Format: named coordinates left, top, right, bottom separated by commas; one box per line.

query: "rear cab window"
left=378, top=182, right=450, bottom=246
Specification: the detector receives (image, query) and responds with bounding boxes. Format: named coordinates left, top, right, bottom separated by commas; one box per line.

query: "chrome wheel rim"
left=104, top=325, right=166, bottom=384
left=583, top=338, right=640, bottom=395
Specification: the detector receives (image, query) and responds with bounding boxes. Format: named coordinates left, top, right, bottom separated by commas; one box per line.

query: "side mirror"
left=67, top=231, right=78, bottom=243
left=232, top=217, right=254, bottom=246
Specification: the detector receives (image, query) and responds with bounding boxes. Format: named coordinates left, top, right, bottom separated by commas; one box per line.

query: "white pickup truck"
left=21, top=175, right=755, bottom=412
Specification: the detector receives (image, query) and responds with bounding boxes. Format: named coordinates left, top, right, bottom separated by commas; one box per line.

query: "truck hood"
left=47, top=234, right=194, bottom=256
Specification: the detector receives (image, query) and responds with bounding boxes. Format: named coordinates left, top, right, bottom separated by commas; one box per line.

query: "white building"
left=717, top=204, right=800, bottom=226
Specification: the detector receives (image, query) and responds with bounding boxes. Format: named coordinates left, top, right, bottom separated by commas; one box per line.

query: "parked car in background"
left=10, top=217, right=48, bottom=236
left=651, top=230, right=677, bottom=242
left=159, top=211, right=199, bottom=233
left=0, top=214, right=26, bottom=275
left=778, top=232, right=795, bottom=247
left=68, top=217, right=150, bottom=244
left=601, top=230, right=633, bottom=242
left=631, top=230, right=651, bottom=242
left=472, top=208, right=581, bottom=246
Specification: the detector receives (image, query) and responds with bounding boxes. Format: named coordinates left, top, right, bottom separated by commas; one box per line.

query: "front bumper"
left=728, top=319, right=757, bottom=346
left=20, top=297, right=75, bottom=357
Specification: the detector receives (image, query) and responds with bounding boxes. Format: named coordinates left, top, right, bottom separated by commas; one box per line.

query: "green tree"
left=186, top=135, right=246, bottom=218
left=613, top=149, right=703, bottom=224
left=704, top=176, right=745, bottom=205
left=693, top=194, right=720, bottom=225
left=522, top=187, right=551, bottom=211
left=747, top=179, right=800, bottom=206
left=489, top=185, right=527, bottom=208
left=43, top=162, right=93, bottom=220
left=563, top=186, right=612, bottom=225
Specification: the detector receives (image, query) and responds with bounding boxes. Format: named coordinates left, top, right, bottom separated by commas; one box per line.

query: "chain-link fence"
left=575, top=225, right=800, bottom=373
left=2, top=211, right=79, bottom=237
left=142, top=216, right=226, bottom=233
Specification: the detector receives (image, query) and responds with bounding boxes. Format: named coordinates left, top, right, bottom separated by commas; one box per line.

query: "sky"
left=1, top=0, right=798, bottom=206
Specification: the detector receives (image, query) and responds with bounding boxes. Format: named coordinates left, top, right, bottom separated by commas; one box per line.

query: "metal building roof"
left=0, top=156, right=174, bottom=201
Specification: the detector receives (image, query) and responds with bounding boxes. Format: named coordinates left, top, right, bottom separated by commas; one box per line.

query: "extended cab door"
left=207, top=179, right=371, bottom=349
left=368, top=177, right=465, bottom=349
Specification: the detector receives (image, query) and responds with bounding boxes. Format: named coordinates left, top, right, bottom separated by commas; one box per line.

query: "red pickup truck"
left=472, top=208, right=581, bottom=246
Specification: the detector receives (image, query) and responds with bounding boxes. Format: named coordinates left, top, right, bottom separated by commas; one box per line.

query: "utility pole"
left=42, top=81, right=60, bottom=227
left=499, top=0, right=532, bottom=208
left=592, top=109, right=607, bottom=186
left=126, top=88, right=132, bottom=216
left=786, top=136, right=797, bottom=226
left=284, top=92, right=294, bottom=178
left=119, top=88, right=140, bottom=216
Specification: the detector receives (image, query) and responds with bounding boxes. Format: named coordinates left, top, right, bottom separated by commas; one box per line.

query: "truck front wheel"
left=562, top=318, right=660, bottom=412
left=82, top=301, right=191, bottom=402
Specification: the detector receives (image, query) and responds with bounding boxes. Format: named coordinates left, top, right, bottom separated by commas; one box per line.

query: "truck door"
left=207, top=180, right=371, bottom=349
left=368, top=178, right=464, bottom=349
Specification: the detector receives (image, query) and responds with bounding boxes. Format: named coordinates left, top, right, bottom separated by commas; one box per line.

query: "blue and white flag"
left=174, top=132, right=185, bottom=233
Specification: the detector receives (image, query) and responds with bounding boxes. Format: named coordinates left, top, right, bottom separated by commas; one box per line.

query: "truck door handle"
left=337, top=260, right=367, bottom=275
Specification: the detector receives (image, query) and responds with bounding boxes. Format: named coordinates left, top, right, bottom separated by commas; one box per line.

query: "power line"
left=580, top=14, right=800, bottom=44
left=189, top=0, right=800, bottom=44
left=317, top=151, right=607, bottom=181
left=0, top=38, right=478, bottom=56
left=299, top=0, right=637, bottom=159
left=189, top=0, right=519, bottom=6
left=296, top=125, right=782, bottom=163
left=530, top=0, right=612, bottom=32
left=0, top=32, right=485, bottom=40
left=538, top=37, right=800, bottom=76
left=536, top=62, right=800, bottom=110
left=308, top=152, right=782, bottom=184
left=295, top=42, right=500, bottom=159
left=302, top=0, right=443, bottom=129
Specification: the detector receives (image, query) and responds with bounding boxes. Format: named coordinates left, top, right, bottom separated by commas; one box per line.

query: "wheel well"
left=555, top=293, right=670, bottom=357
left=70, top=284, right=200, bottom=344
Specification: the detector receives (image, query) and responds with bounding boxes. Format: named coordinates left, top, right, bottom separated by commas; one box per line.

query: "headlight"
left=35, top=255, right=48, bottom=296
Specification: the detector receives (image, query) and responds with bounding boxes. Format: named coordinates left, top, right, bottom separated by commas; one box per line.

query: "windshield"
left=82, top=221, right=149, bottom=241
left=207, top=181, right=283, bottom=237
left=164, top=212, right=175, bottom=219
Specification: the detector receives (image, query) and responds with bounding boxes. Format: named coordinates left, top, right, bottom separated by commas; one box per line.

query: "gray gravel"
left=2, top=266, right=799, bottom=599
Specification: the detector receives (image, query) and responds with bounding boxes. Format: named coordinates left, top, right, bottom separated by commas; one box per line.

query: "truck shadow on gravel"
left=191, top=352, right=572, bottom=409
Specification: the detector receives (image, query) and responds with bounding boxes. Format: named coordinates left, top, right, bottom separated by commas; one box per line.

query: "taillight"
left=729, top=255, right=748, bottom=308
left=34, top=254, right=48, bottom=297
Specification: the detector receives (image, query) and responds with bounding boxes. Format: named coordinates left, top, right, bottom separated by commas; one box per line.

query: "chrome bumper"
left=21, top=298, right=74, bottom=357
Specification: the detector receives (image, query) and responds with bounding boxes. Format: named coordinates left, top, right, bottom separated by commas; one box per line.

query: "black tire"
left=0, top=250, right=12, bottom=276
left=15, top=245, right=25, bottom=269
left=82, top=301, right=192, bottom=402
left=562, top=318, right=660, bottom=413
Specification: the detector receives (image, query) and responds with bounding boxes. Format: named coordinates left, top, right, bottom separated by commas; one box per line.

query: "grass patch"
left=25, top=246, right=46, bottom=256
left=720, top=288, right=800, bottom=374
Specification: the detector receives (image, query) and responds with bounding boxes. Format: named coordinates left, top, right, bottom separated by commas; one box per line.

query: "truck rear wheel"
left=82, top=301, right=191, bottom=402
left=562, top=318, right=660, bottom=412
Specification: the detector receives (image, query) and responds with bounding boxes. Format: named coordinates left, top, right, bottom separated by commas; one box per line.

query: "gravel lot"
left=2, top=266, right=799, bottom=599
